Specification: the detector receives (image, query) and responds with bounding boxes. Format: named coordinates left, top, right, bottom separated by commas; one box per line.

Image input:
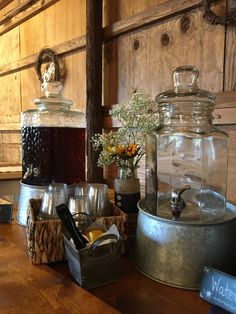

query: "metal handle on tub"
left=89, top=234, right=119, bottom=256
left=73, top=212, right=94, bottom=233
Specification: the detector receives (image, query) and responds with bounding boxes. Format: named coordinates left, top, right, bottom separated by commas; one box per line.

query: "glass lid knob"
left=173, top=65, right=199, bottom=89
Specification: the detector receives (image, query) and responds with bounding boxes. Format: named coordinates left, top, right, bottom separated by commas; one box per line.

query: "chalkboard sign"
left=200, top=267, right=236, bottom=314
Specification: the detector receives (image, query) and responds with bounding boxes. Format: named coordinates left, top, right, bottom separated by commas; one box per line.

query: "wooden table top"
left=0, top=217, right=119, bottom=314
left=0, top=211, right=210, bottom=314
left=52, top=246, right=210, bottom=314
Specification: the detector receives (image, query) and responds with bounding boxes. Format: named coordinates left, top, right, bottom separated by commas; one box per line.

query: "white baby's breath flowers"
left=92, top=92, right=158, bottom=168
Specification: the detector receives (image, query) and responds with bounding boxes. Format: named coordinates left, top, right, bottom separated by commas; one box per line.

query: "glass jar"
left=145, top=66, right=228, bottom=222
left=21, top=81, right=86, bottom=186
left=115, top=165, right=140, bottom=214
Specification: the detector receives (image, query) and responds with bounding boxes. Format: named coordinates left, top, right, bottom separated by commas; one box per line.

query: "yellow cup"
left=84, top=229, right=104, bottom=242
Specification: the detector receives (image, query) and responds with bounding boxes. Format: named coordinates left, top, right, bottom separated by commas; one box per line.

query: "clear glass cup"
left=48, top=182, right=68, bottom=202
left=88, top=183, right=112, bottom=218
left=74, top=182, right=90, bottom=197
left=68, top=195, right=93, bottom=233
left=39, top=183, right=67, bottom=219
left=68, top=195, right=91, bottom=216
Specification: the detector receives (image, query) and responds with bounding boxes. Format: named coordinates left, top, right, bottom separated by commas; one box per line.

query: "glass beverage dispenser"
left=133, top=66, right=236, bottom=290
left=146, top=65, right=228, bottom=222
left=17, top=54, right=86, bottom=226
left=21, top=81, right=86, bottom=186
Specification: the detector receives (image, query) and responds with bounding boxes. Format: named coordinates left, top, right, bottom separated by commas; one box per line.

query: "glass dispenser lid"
left=34, top=61, right=72, bottom=108
left=34, top=81, right=73, bottom=108
left=156, top=65, right=215, bottom=106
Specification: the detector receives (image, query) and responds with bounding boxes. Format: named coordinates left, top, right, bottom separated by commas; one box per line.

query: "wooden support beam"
left=86, top=0, right=103, bottom=183
left=0, top=0, right=38, bottom=26
left=0, top=0, right=59, bottom=36
left=103, top=0, right=204, bottom=40
left=0, top=35, right=86, bottom=77
left=224, top=0, right=236, bottom=91
left=0, top=0, right=13, bottom=10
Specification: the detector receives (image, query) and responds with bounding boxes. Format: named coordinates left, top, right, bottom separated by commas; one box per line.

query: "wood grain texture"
left=224, top=0, right=236, bottom=91
left=20, top=0, right=86, bottom=58
left=0, top=26, right=20, bottom=133
left=222, top=125, right=236, bottom=203
left=0, top=170, right=22, bottom=179
left=0, top=0, right=13, bottom=10
left=104, top=40, right=118, bottom=106
left=113, top=7, right=224, bottom=103
left=0, top=0, right=17, bottom=18
left=216, top=90, right=236, bottom=107
left=103, top=91, right=236, bottom=128
left=0, top=0, right=59, bottom=36
left=0, top=26, right=20, bottom=67
left=0, top=73, right=21, bottom=123
left=0, top=35, right=86, bottom=77
left=0, top=0, right=39, bottom=26
left=91, top=257, right=209, bottom=314
left=86, top=0, right=103, bottom=182
left=103, top=0, right=204, bottom=39
left=0, top=213, right=210, bottom=314
left=0, top=0, right=220, bottom=77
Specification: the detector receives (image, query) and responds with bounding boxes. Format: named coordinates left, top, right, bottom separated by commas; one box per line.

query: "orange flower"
left=125, top=143, right=138, bottom=156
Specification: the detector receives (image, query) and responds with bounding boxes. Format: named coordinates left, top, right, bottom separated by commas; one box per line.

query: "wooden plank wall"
left=0, top=0, right=236, bottom=203
left=103, top=0, right=236, bottom=204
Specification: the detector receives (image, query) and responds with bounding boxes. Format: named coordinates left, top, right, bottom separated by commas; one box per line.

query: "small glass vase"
left=114, top=165, right=140, bottom=214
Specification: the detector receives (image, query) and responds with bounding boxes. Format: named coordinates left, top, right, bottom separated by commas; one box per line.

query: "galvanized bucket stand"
left=132, top=200, right=236, bottom=290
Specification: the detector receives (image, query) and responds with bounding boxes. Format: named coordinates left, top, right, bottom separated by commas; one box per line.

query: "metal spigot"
left=23, top=164, right=33, bottom=180
left=23, top=164, right=40, bottom=179
left=171, top=185, right=191, bottom=221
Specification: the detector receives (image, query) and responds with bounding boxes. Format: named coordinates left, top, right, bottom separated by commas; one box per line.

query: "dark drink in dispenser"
left=18, top=56, right=87, bottom=227
left=21, top=81, right=86, bottom=186
left=22, top=126, right=85, bottom=185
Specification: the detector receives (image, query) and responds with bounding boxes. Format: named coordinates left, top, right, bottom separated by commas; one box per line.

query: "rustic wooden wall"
left=0, top=0, right=86, bottom=164
left=103, top=0, right=236, bottom=204
left=0, top=0, right=236, bottom=203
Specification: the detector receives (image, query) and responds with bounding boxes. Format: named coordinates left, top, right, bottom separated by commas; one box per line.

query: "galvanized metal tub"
left=132, top=199, right=236, bottom=290
left=17, top=181, right=48, bottom=226
left=17, top=182, right=83, bottom=226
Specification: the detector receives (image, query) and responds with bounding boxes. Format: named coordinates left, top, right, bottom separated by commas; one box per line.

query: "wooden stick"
left=86, top=0, right=103, bottom=183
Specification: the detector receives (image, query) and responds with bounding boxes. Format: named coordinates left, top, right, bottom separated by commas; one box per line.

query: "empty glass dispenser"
left=146, top=65, right=228, bottom=222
